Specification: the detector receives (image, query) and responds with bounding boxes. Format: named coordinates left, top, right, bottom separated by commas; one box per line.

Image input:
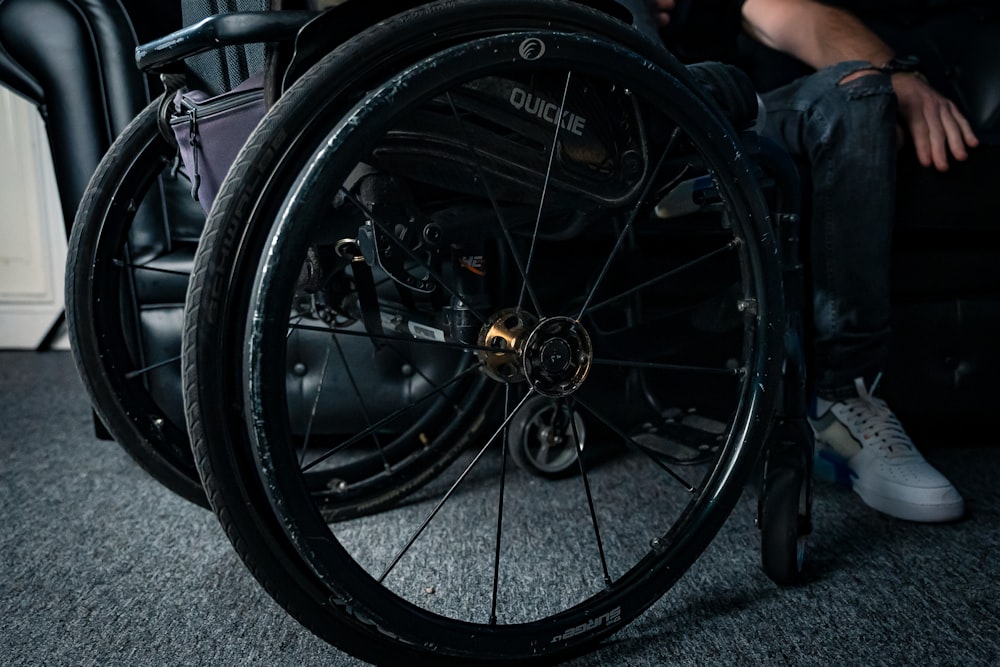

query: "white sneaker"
left=809, top=376, right=965, bottom=523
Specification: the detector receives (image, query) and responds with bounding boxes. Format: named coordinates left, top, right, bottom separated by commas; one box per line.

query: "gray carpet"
left=2, top=350, right=999, bottom=666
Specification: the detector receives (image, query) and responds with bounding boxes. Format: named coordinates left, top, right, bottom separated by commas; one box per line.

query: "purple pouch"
left=169, top=72, right=265, bottom=212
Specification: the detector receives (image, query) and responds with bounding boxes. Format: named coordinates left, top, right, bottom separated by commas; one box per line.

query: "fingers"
left=895, top=75, right=979, bottom=172
left=949, top=102, right=980, bottom=153
left=652, top=0, right=675, bottom=26
left=939, top=106, right=969, bottom=168
left=926, top=101, right=978, bottom=171
left=907, top=113, right=934, bottom=169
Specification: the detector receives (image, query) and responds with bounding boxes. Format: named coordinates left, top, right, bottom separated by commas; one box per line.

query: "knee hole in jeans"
left=836, top=68, right=882, bottom=86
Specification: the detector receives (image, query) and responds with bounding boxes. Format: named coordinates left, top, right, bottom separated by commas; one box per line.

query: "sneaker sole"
left=814, top=450, right=965, bottom=523
left=853, top=483, right=965, bottom=523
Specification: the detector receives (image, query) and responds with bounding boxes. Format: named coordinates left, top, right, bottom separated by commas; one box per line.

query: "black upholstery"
left=0, top=0, right=157, bottom=236
left=0, top=0, right=193, bottom=433
left=868, top=10, right=1000, bottom=436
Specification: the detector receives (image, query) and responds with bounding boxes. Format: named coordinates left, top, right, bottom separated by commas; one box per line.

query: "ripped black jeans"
left=759, top=61, right=898, bottom=401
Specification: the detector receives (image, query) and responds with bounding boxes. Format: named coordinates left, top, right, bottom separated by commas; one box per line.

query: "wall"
left=0, top=87, right=68, bottom=349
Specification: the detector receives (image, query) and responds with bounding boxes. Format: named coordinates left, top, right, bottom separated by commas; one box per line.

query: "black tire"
left=65, top=96, right=208, bottom=507
left=760, top=464, right=808, bottom=586
left=507, top=395, right=584, bottom=478
left=183, top=1, right=784, bottom=664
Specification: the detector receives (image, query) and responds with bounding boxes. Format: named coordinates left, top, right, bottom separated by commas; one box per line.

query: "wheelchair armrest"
left=135, top=10, right=318, bottom=73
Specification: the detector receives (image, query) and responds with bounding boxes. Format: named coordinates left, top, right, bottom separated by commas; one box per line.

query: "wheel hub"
left=523, top=317, right=592, bottom=397
left=476, top=310, right=592, bottom=397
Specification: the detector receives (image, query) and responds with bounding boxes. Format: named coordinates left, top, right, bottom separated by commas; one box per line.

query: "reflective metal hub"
left=476, top=308, right=538, bottom=383
left=522, top=317, right=592, bottom=397
left=539, top=338, right=572, bottom=374
left=476, top=310, right=592, bottom=398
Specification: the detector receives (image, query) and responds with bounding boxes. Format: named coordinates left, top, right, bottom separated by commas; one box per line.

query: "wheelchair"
left=66, top=0, right=813, bottom=663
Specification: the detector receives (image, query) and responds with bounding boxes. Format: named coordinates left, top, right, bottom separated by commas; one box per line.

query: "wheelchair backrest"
left=182, top=0, right=270, bottom=95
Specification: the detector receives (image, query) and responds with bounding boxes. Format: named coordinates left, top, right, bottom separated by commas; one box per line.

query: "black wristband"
left=879, top=55, right=921, bottom=74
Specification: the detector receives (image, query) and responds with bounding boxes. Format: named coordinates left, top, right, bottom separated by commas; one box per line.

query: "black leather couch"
left=0, top=0, right=191, bottom=433
left=2, top=0, right=997, bottom=446
left=875, top=7, right=999, bottom=440
left=0, top=0, right=177, bottom=235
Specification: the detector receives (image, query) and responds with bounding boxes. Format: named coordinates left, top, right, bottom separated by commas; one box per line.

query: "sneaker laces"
left=835, top=374, right=916, bottom=458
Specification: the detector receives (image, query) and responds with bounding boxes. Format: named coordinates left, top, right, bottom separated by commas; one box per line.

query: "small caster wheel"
left=507, top=396, right=584, bottom=478
left=760, top=464, right=809, bottom=585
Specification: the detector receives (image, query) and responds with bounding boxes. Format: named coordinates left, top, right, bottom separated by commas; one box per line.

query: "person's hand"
left=892, top=72, right=979, bottom=171
left=652, top=0, right=676, bottom=26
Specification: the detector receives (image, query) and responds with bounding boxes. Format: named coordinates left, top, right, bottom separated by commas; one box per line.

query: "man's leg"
left=759, top=62, right=964, bottom=522
left=761, top=61, right=895, bottom=396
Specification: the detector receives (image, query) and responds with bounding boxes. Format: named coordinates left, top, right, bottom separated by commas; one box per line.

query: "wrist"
left=889, top=70, right=929, bottom=86
left=878, top=55, right=920, bottom=75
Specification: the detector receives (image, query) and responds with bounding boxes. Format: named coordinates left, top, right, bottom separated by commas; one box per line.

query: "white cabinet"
left=0, top=86, right=68, bottom=349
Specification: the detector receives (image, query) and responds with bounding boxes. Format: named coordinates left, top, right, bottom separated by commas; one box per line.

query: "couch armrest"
left=0, top=0, right=148, bottom=234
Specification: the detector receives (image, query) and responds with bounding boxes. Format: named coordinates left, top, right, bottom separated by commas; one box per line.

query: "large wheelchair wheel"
left=182, top=2, right=784, bottom=664
left=66, top=96, right=208, bottom=506
left=184, top=0, right=709, bottom=541
left=66, top=88, right=484, bottom=514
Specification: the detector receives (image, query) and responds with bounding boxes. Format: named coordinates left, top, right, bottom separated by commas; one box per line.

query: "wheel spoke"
left=575, top=128, right=681, bottom=321
left=517, top=71, right=574, bottom=316
left=289, top=315, right=482, bottom=464
left=590, top=357, right=743, bottom=377
left=581, top=239, right=740, bottom=317
left=567, top=397, right=612, bottom=587
left=443, top=92, right=543, bottom=317
left=571, top=394, right=697, bottom=493
left=299, top=342, right=334, bottom=466
left=378, top=389, right=536, bottom=583
left=287, top=319, right=507, bottom=356
left=123, top=354, right=181, bottom=379
left=328, top=334, right=390, bottom=469
left=112, top=258, right=191, bottom=277
left=381, top=342, right=467, bottom=413
left=301, top=363, right=483, bottom=472
left=490, top=385, right=513, bottom=625
left=286, top=312, right=309, bottom=340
